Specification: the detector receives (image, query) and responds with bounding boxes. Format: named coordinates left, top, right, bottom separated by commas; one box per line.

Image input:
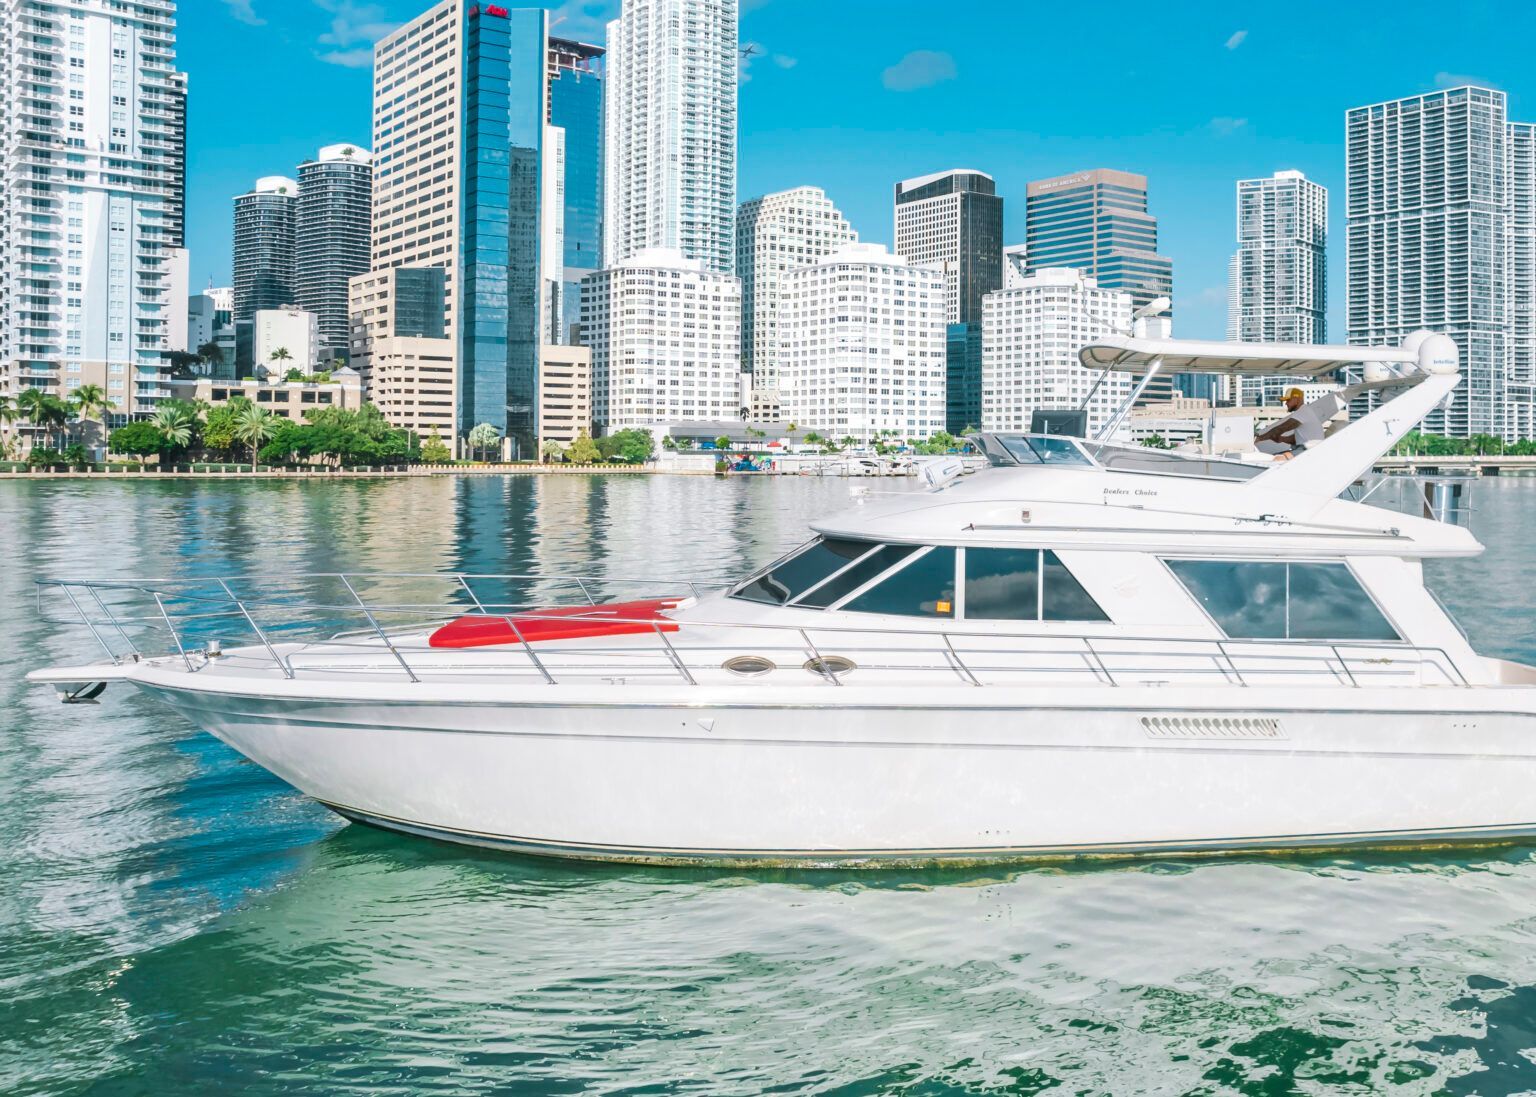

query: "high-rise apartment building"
left=779, top=243, right=946, bottom=446
left=1225, top=170, right=1328, bottom=406
left=894, top=170, right=1003, bottom=436
left=1510, top=123, right=1536, bottom=440
left=581, top=247, right=742, bottom=432
left=736, top=187, right=858, bottom=414
left=296, top=144, right=373, bottom=355
left=233, top=176, right=297, bottom=321
left=1347, top=87, right=1512, bottom=438
left=364, top=1, right=548, bottom=456
left=603, top=0, right=737, bottom=274
left=1, top=0, right=188, bottom=415
left=1229, top=171, right=1327, bottom=343
left=548, top=37, right=604, bottom=344
left=981, top=267, right=1132, bottom=437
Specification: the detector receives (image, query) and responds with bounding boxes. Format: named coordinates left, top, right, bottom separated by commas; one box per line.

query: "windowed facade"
left=1166, top=559, right=1399, bottom=641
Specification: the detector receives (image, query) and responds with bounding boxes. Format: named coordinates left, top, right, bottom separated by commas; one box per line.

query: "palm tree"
left=0, top=394, right=17, bottom=454
left=151, top=405, right=195, bottom=458
left=19, top=388, right=69, bottom=451
left=232, top=404, right=278, bottom=471
left=197, top=341, right=224, bottom=370
left=69, top=384, right=114, bottom=446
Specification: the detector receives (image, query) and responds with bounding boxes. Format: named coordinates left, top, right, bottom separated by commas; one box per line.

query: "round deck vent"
left=723, top=655, right=777, bottom=677
left=803, top=655, right=857, bottom=679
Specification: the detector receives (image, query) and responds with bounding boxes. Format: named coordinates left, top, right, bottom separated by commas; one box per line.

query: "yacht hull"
left=131, top=671, right=1536, bottom=866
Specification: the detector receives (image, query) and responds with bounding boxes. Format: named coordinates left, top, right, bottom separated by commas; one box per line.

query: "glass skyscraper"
left=457, top=5, right=546, bottom=457
left=233, top=176, right=297, bottom=322
left=549, top=38, right=604, bottom=344
left=1024, top=169, right=1173, bottom=315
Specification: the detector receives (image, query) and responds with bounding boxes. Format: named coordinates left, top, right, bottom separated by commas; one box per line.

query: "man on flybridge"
left=1254, top=387, right=1330, bottom=461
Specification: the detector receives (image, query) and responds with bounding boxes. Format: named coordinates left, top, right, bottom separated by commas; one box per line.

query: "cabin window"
left=794, top=544, right=920, bottom=608
left=964, top=548, right=1109, bottom=621
left=733, top=538, right=875, bottom=606
left=1166, top=560, right=1399, bottom=641
left=842, top=547, right=957, bottom=617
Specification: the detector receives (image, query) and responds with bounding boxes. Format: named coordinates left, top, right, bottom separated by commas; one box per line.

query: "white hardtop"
left=809, top=329, right=1478, bottom=560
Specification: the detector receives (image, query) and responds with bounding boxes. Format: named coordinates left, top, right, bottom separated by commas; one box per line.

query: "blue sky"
left=189, top=0, right=1536, bottom=339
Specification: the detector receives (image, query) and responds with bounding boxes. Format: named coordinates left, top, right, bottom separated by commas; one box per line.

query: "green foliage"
left=26, top=447, right=67, bottom=468
left=568, top=430, right=601, bottom=464
left=257, top=405, right=418, bottom=467
left=466, top=422, right=501, bottom=460
left=150, top=402, right=199, bottom=455
left=599, top=428, right=654, bottom=463
left=202, top=397, right=252, bottom=456
left=108, top=420, right=166, bottom=458
left=233, top=404, right=280, bottom=469
left=284, top=368, right=305, bottom=382
left=714, top=435, right=732, bottom=452
left=541, top=438, right=565, bottom=463
left=1393, top=431, right=1536, bottom=457
left=1140, top=434, right=1173, bottom=450
left=420, top=428, right=452, bottom=463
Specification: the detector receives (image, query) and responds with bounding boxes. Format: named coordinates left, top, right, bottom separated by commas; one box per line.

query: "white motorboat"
left=30, top=331, right=1536, bottom=866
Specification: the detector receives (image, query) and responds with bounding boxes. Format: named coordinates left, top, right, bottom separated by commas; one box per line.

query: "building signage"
left=468, top=3, right=509, bottom=15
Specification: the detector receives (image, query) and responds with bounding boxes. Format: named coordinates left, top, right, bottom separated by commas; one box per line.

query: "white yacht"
left=29, top=332, right=1536, bottom=866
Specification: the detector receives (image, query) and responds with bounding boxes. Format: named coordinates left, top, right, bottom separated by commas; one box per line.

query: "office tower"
left=981, top=267, right=1133, bottom=437
left=604, top=0, right=738, bottom=274
left=581, top=248, right=742, bottom=432
left=893, top=170, right=1003, bottom=325
left=1347, top=87, right=1510, bottom=438
left=736, top=187, right=858, bottom=414
left=538, top=345, right=593, bottom=447
left=1025, top=169, right=1173, bottom=312
left=233, top=176, right=297, bottom=321
left=348, top=266, right=452, bottom=441
left=296, top=145, right=373, bottom=355
left=549, top=37, right=604, bottom=343
left=894, top=170, right=1003, bottom=436
left=1225, top=170, right=1328, bottom=406
left=0, top=0, right=187, bottom=415
left=368, top=2, right=548, bottom=457
left=1025, top=169, right=1173, bottom=404
left=778, top=243, right=946, bottom=446
left=1510, top=123, right=1536, bottom=440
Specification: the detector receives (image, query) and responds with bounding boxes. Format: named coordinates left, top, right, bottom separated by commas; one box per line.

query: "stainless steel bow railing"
left=35, top=572, right=1473, bottom=690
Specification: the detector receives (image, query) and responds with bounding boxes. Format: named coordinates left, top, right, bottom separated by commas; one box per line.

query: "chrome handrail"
left=34, top=573, right=1476, bottom=691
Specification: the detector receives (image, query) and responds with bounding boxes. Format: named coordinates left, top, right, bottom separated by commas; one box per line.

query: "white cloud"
left=1225, top=29, right=1247, bottom=50
left=223, top=0, right=264, bottom=26
left=772, top=54, right=797, bottom=69
left=314, top=0, right=398, bottom=67
left=882, top=50, right=957, bottom=92
left=1209, top=116, right=1248, bottom=136
left=1434, top=71, right=1500, bottom=90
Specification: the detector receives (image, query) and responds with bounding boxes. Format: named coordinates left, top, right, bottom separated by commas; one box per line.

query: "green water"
left=6, top=475, right=1536, bottom=1095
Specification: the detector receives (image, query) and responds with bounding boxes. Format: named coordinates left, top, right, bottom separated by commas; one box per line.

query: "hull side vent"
left=1141, top=715, right=1286, bottom=740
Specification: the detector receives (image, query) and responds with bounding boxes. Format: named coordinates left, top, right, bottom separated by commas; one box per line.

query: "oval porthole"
left=803, top=655, right=857, bottom=679
left=723, top=655, right=776, bottom=677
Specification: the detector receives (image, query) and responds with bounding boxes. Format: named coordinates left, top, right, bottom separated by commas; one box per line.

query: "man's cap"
left=1285, top=387, right=1305, bottom=400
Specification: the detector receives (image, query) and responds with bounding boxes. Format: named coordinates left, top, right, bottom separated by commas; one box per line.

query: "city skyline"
left=179, top=0, right=1536, bottom=343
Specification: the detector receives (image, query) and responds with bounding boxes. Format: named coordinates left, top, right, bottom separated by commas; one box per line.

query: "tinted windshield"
left=732, top=539, right=874, bottom=605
